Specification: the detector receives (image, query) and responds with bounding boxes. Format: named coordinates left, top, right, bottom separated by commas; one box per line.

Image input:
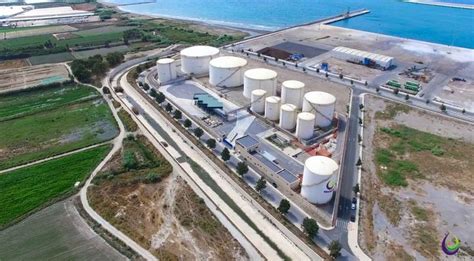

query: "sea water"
left=107, top=0, right=474, bottom=49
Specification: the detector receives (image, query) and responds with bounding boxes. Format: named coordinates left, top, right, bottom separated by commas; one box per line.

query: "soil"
left=0, top=59, right=29, bottom=70
left=359, top=95, right=474, bottom=260
left=88, top=136, right=248, bottom=260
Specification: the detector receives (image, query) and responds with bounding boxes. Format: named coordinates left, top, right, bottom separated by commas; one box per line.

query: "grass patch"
left=0, top=84, right=98, bottom=121
left=0, top=145, right=111, bottom=228
left=375, top=103, right=410, bottom=120
left=0, top=98, right=118, bottom=170
left=381, top=125, right=446, bottom=156
left=409, top=200, right=429, bottom=222
left=412, top=223, right=439, bottom=258
left=375, top=148, right=420, bottom=187
left=118, top=109, right=138, bottom=132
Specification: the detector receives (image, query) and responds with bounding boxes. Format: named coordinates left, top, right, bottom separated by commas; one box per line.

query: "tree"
left=426, top=99, right=430, bottom=104
left=143, top=83, right=150, bottom=91
left=353, top=183, right=360, bottom=194
left=106, top=52, right=124, bottom=67
left=329, top=240, right=342, bottom=258
left=356, top=158, right=362, bottom=166
left=277, top=199, right=290, bottom=214
left=149, top=88, right=157, bottom=97
left=173, top=110, right=182, bottom=119
left=194, top=127, right=204, bottom=139
left=339, top=73, right=343, bottom=79
left=462, top=108, right=466, bottom=114
left=183, top=119, right=192, bottom=128
left=393, top=88, right=399, bottom=95
left=206, top=138, right=216, bottom=149
left=405, top=94, right=410, bottom=101
left=302, top=217, right=319, bottom=238
left=156, top=92, right=165, bottom=104
left=221, top=148, right=230, bottom=161
left=102, top=86, right=110, bottom=94
left=440, top=103, right=447, bottom=112
left=71, top=61, right=91, bottom=83
left=359, top=104, right=364, bottom=110
left=91, top=61, right=108, bottom=76
left=165, top=103, right=173, bottom=112
left=236, top=162, right=249, bottom=177
left=255, top=177, right=266, bottom=192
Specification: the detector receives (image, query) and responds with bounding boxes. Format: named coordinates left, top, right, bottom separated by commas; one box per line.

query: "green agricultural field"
left=0, top=34, right=54, bottom=49
left=75, top=26, right=136, bottom=36
left=28, top=52, right=75, bottom=65
left=0, top=145, right=111, bottom=227
left=0, top=84, right=98, bottom=121
left=0, top=84, right=118, bottom=170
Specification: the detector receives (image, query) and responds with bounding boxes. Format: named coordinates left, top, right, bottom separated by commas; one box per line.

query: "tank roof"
left=304, top=91, right=336, bottom=105
left=180, top=45, right=219, bottom=58
left=298, top=112, right=315, bottom=120
left=305, top=156, right=338, bottom=176
left=265, top=96, right=281, bottom=103
left=282, top=80, right=305, bottom=89
left=245, top=68, right=277, bottom=80
left=210, top=56, right=247, bottom=68
left=281, top=103, right=297, bottom=111
left=157, top=58, right=175, bottom=64
left=252, top=89, right=267, bottom=96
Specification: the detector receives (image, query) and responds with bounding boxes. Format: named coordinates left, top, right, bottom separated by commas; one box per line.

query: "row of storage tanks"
left=157, top=46, right=336, bottom=140
left=250, top=78, right=336, bottom=140
left=158, top=46, right=339, bottom=204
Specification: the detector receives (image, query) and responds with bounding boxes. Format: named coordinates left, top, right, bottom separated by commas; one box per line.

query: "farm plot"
left=72, top=45, right=129, bottom=59
left=359, top=97, right=474, bottom=259
left=0, top=145, right=111, bottom=227
left=0, top=198, right=125, bottom=260
left=0, top=85, right=118, bottom=170
left=3, top=25, right=77, bottom=39
left=28, top=52, right=75, bottom=65
left=0, top=63, right=69, bottom=93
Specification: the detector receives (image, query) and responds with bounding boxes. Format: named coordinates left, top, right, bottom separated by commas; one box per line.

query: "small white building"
left=332, top=46, right=394, bottom=70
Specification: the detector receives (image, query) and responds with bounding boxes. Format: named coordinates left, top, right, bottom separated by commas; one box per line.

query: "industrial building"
left=235, top=135, right=300, bottom=189
left=0, top=6, right=94, bottom=27
left=193, top=93, right=223, bottom=113
left=332, top=46, right=395, bottom=70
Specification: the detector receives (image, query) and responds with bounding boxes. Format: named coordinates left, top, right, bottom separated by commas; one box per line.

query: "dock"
left=320, top=9, right=370, bottom=25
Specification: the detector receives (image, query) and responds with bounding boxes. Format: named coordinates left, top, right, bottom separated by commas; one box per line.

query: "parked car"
left=351, top=203, right=356, bottom=210
left=352, top=197, right=357, bottom=204
left=161, top=141, right=168, bottom=147
left=350, top=215, right=356, bottom=222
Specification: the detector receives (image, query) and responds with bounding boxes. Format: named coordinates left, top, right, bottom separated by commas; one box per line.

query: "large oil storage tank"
left=209, top=56, right=247, bottom=87
left=264, top=96, right=281, bottom=121
left=302, top=91, right=336, bottom=127
left=156, top=58, right=177, bottom=83
left=295, top=112, right=315, bottom=140
left=180, top=46, right=220, bottom=75
left=279, top=104, right=297, bottom=130
left=243, top=68, right=277, bottom=98
left=281, top=80, right=305, bottom=109
left=301, top=156, right=339, bottom=204
left=251, top=89, right=267, bottom=114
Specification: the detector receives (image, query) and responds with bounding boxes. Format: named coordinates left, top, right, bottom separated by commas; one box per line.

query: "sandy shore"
left=405, top=0, right=474, bottom=10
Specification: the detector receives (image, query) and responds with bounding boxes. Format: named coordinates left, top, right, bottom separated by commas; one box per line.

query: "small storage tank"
left=264, top=96, right=281, bottom=121
left=281, top=80, right=305, bottom=109
left=279, top=104, right=297, bottom=130
left=209, top=56, right=247, bottom=87
left=301, top=156, right=339, bottom=204
left=302, top=91, right=336, bottom=127
left=156, top=58, right=177, bottom=83
left=180, top=45, right=220, bottom=75
left=243, top=68, right=277, bottom=98
left=251, top=89, right=267, bottom=114
left=295, top=112, right=315, bottom=140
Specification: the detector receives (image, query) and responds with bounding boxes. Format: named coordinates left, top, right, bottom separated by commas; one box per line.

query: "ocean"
left=106, top=0, right=474, bottom=49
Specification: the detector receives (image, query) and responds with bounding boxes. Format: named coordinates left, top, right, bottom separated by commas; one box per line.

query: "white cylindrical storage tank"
left=302, top=91, right=336, bottom=127
left=264, top=96, right=280, bottom=121
left=295, top=112, right=315, bottom=140
left=209, top=56, right=247, bottom=87
left=156, top=58, right=177, bottom=83
left=243, top=68, right=277, bottom=98
left=281, top=80, right=305, bottom=109
left=251, top=89, right=267, bottom=114
left=301, top=156, right=339, bottom=204
left=180, top=46, right=220, bottom=75
left=279, top=104, right=297, bottom=130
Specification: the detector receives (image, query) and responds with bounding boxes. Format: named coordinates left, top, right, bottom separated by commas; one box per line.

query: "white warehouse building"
left=332, top=46, right=394, bottom=70
left=301, top=156, right=339, bottom=205
left=180, top=45, right=219, bottom=75
left=209, top=56, right=247, bottom=87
